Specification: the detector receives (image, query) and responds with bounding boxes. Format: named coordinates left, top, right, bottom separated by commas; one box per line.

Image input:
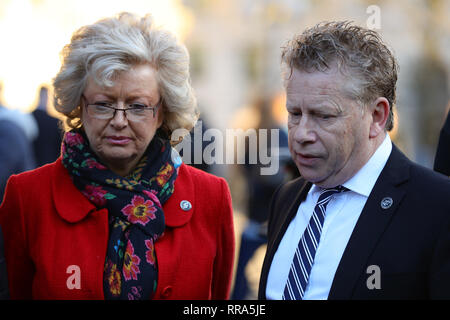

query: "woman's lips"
left=106, top=136, right=131, bottom=145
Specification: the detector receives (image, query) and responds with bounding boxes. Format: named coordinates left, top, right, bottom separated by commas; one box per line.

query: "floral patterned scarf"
left=61, top=129, right=181, bottom=300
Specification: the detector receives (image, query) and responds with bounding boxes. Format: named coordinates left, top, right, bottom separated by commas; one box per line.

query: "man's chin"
left=297, top=169, right=332, bottom=187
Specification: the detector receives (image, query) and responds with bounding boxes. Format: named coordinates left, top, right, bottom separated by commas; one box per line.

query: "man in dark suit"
left=258, top=21, right=450, bottom=300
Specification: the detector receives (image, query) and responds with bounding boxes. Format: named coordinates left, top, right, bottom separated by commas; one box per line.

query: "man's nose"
left=293, top=117, right=316, bottom=144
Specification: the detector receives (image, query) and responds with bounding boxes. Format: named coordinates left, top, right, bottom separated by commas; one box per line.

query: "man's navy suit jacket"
left=259, top=145, right=450, bottom=299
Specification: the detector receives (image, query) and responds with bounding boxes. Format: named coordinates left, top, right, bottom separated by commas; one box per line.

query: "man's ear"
left=369, top=97, right=390, bottom=139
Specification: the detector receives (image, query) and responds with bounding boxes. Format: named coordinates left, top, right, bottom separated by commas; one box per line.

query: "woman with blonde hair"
left=0, top=12, right=234, bottom=300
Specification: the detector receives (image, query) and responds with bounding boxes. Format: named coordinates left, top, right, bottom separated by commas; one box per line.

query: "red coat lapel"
left=161, top=163, right=194, bottom=228
left=51, top=159, right=96, bottom=223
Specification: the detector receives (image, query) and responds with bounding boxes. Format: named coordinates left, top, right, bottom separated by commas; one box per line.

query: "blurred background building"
left=0, top=0, right=448, bottom=299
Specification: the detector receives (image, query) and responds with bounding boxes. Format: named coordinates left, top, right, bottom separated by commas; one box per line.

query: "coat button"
left=161, top=286, right=173, bottom=298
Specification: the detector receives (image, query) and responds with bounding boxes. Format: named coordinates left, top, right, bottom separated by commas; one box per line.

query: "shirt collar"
left=342, top=134, right=392, bottom=197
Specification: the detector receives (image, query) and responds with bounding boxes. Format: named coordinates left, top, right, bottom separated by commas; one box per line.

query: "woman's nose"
left=109, top=108, right=128, bottom=128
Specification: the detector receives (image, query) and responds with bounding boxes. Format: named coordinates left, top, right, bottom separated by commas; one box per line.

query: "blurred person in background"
left=0, top=12, right=234, bottom=300
left=0, top=84, right=37, bottom=204
left=31, top=85, right=63, bottom=167
left=259, top=21, right=450, bottom=300
left=178, top=112, right=216, bottom=174
left=434, top=109, right=450, bottom=176
left=231, top=96, right=294, bottom=300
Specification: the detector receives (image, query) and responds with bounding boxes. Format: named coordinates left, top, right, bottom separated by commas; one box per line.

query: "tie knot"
left=335, top=185, right=348, bottom=193
left=317, top=185, right=348, bottom=202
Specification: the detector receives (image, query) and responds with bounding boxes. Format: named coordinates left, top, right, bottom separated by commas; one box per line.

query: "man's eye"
left=316, top=113, right=334, bottom=120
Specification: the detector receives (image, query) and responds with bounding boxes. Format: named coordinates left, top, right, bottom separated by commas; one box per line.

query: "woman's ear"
left=369, top=97, right=390, bottom=139
left=157, top=106, right=164, bottom=129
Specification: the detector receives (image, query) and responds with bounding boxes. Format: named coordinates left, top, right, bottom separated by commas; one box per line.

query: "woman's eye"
left=95, top=102, right=112, bottom=107
left=129, top=103, right=148, bottom=110
left=92, top=104, right=112, bottom=113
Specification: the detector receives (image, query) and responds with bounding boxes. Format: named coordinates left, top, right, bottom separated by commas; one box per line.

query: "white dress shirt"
left=266, top=134, right=392, bottom=300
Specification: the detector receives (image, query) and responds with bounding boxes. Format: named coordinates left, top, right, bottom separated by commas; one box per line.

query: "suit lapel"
left=259, top=178, right=311, bottom=299
left=269, top=180, right=312, bottom=255
left=328, top=145, right=410, bottom=299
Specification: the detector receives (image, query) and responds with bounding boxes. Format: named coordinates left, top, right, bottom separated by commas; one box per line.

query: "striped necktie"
left=282, top=185, right=347, bottom=300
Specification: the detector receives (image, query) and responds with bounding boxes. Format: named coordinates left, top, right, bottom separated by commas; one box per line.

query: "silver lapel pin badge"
left=380, top=197, right=393, bottom=210
left=180, top=200, right=192, bottom=211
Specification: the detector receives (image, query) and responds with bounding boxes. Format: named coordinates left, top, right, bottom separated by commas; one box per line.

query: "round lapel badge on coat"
left=380, top=197, right=393, bottom=210
left=180, top=200, right=192, bottom=211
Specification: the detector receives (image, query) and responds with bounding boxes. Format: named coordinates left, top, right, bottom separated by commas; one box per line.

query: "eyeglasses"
left=81, top=95, right=161, bottom=122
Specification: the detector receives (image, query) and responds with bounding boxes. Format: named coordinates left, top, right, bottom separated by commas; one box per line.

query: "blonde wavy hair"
left=52, top=12, right=198, bottom=143
left=281, top=21, right=398, bottom=131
